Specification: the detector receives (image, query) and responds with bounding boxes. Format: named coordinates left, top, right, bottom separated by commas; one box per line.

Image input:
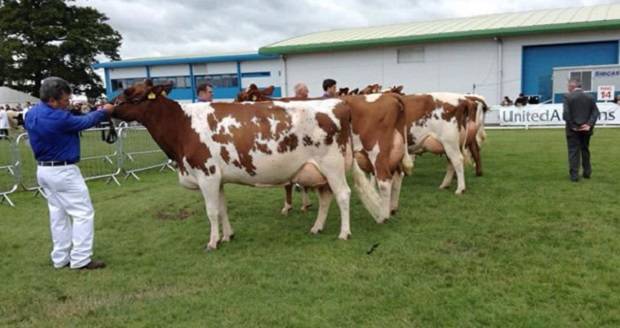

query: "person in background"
left=322, top=79, right=338, bottom=98
left=24, top=77, right=114, bottom=270
left=514, top=93, right=528, bottom=107
left=294, top=83, right=309, bottom=99
left=197, top=83, right=213, bottom=102
left=562, top=79, right=599, bottom=182
left=615, top=94, right=620, bottom=105
left=0, top=106, right=9, bottom=138
left=500, top=96, right=513, bottom=106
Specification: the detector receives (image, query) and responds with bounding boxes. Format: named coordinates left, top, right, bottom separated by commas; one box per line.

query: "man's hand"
left=100, top=103, right=114, bottom=115
left=578, top=124, right=591, bottom=132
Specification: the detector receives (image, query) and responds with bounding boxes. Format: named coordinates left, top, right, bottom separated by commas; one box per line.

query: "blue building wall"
left=94, top=53, right=281, bottom=102
left=522, top=41, right=619, bottom=102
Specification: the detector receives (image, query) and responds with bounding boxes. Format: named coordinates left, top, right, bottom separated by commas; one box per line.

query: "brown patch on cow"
left=255, top=142, right=272, bottom=155
left=344, top=94, right=405, bottom=180
left=203, top=102, right=293, bottom=175
left=315, top=112, right=337, bottom=145
left=277, top=134, right=299, bottom=153
left=303, top=135, right=313, bottom=146
left=207, top=114, right=218, bottom=131
left=220, top=147, right=230, bottom=164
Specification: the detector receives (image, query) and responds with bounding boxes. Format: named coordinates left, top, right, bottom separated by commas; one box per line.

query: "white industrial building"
left=95, top=4, right=620, bottom=105
left=260, top=3, right=620, bottom=104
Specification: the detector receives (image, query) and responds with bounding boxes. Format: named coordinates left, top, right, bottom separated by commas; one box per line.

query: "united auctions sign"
left=497, top=103, right=620, bottom=126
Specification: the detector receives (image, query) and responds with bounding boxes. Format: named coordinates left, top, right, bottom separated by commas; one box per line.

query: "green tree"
left=0, top=0, right=121, bottom=99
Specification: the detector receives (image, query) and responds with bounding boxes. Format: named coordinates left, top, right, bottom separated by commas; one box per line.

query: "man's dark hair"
left=322, top=79, right=336, bottom=91
left=40, top=77, right=71, bottom=102
left=197, top=83, right=212, bottom=95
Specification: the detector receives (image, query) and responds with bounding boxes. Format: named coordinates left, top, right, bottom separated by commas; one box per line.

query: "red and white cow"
left=112, top=82, right=408, bottom=250
left=400, top=93, right=488, bottom=195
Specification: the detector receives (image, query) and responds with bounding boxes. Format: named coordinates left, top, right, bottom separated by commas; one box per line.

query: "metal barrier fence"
left=0, top=136, right=18, bottom=206
left=1, top=125, right=173, bottom=207
left=118, top=126, right=174, bottom=181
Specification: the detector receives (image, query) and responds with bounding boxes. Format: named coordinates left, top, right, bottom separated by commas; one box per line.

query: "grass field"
left=1, top=129, right=619, bottom=327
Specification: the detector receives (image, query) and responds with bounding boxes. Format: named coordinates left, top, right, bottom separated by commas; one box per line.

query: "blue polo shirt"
left=24, top=101, right=109, bottom=163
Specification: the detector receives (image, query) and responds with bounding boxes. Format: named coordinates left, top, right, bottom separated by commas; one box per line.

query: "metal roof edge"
left=259, top=19, right=620, bottom=55
left=92, top=53, right=280, bottom=69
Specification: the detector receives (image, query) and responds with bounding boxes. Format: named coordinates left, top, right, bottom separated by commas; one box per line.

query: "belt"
left=37, top=160, right=77, bottom=167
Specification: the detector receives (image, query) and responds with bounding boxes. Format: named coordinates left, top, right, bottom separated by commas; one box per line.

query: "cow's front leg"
left=443, top=142, right=466, bottom=194
left=439, top=161, right=455, bottom=189
left=310, top=186, right=332, bottom=234
left=197, top=175, right=222, bottom=251
left=300, top=187, right=312, bottom=212
left=281, top=184, right=293, bottom=215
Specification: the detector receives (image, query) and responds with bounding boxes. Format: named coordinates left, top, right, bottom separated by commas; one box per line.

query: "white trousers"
left=37, top=165, right=95, bottom=269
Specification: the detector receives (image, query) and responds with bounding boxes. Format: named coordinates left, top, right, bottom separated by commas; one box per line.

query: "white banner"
left=494, top=103, right=620, bottom=126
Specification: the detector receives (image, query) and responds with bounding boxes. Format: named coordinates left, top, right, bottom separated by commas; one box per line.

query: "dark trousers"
left=566, top=130, right=592, bottom=179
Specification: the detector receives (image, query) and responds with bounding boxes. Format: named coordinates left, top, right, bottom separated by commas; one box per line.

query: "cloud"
left=75, top=0, right=616, bottom=60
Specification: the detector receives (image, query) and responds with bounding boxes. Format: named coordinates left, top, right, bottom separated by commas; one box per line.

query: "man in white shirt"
left=0, top=107, right=10, bottom=138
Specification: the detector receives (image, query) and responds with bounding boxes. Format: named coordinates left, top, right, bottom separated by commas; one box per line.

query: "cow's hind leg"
left=439, top=160, right=455, bottom=189
left=219, top=186, right=234, bottom=242
left=197, top=175, right=222, bottom=251
left=319, top=160, right=351, bottom=240
left=310, top=185, right=332, bottom=234
left=443, top=143, right=466, bottom=194
left=390, top=171, right=404, bottom=215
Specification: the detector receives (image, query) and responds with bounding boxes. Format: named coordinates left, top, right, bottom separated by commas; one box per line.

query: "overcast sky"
left=75, top=0, right=617, bottom=61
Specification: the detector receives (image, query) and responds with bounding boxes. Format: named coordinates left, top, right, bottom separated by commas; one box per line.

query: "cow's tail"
left=395, top=96, right=413, bottom=175
left=351, top=160, right=384, bottom=223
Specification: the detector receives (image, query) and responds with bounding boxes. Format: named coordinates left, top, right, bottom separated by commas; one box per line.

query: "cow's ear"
left=143, top=79, right=153, bottom=87
left=151, top=83, right=173, bottom=97
left=262, top=85, right=274, bottom=96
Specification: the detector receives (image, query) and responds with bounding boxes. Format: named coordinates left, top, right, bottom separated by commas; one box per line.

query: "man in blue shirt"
left=24, top=77, right=113, bottom=270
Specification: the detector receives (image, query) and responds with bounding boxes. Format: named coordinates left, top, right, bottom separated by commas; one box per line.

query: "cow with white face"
left=112, top=81, right=388, bottom=251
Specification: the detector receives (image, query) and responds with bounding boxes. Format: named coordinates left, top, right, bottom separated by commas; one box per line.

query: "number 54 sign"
left=597, top=85, right=615, bottom=101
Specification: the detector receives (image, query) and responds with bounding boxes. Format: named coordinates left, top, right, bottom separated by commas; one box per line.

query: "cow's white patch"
left=429, top=92, right=464, bottom=107
left=364, top=94, right=382, bottom=103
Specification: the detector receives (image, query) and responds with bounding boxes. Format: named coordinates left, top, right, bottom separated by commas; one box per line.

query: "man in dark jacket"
left=562, top=79, right=599, bottom=182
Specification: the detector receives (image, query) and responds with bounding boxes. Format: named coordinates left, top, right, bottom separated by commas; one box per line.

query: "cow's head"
left=235, top=84, right=274, bottom=102
left=112, top=79, right=173, bottom=122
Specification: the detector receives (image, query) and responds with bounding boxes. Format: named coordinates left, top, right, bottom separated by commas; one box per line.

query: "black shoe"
left=75, top=260, right=106, bottom=270
left=583, top=174, right=591, bottom=179
left=570, top=177, right=579, bottom=182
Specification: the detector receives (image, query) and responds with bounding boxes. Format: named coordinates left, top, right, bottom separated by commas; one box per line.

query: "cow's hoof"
left=300, top=204, right=312, bottom=212
left=455, top=189, right=465, bottom=195
left=280, top=207, right=292, bottom=216
left=390, top=209, right=398, bottom=216
left=310, top=227, right=323, bottom=234
left=439, top=184, right=450, bottom=190
left=221, top=234, right=235, bottom=242
left=338, top=232, right=351, bottom=240
left=204, top=242, right=218, bottom=252
left=476, top=172, right=483, bottom=177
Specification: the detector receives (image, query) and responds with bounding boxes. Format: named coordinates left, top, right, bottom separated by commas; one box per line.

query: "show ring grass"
left=1, top=129, right=619, bottom=327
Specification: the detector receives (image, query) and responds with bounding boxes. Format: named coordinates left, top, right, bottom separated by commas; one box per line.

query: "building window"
left=241, top=71, right=271, bottom=78
left=569, top=71, right=592, bottom=91
left=397, top=47, right=425, bottom=63
left=195, top=74, right=239, bottom=88
left=111, top=78, right=139, bottom=91
left=151, top=76, right=191, bottom=88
